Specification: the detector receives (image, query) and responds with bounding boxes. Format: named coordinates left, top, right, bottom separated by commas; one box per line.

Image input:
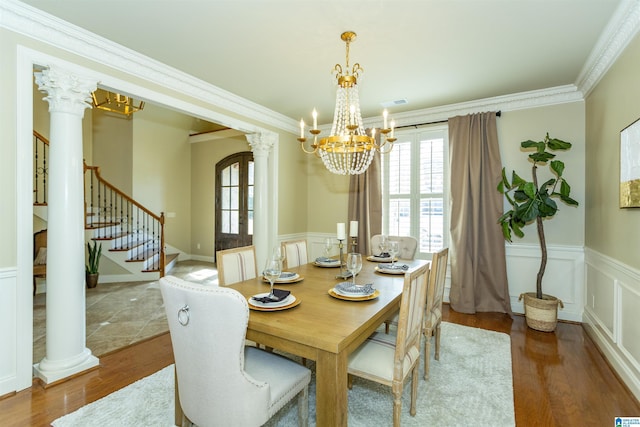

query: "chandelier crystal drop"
left=298, top=31, right=395, bottom=175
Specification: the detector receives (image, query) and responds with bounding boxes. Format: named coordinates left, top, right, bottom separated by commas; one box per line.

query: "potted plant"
left=86, top=240, right=102, bottom=288
left=498, top=133, right=579, bottom=332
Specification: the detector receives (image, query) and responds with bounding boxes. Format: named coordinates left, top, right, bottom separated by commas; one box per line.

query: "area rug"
left=52, top=322, right=514, bottom=426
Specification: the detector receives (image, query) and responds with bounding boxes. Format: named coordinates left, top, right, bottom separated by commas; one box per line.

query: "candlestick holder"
left=336, top=239, right=353, bottom=280
left=350, top=237, right=357, bottom=253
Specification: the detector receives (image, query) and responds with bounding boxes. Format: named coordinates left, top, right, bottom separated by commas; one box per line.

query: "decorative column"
left=246, top=132, right=276, bottom=269
left=33, top=66, right=99, bottom=384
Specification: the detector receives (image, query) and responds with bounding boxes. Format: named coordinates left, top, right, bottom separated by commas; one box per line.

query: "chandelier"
left=298, top=31, right=395, bottom=175
left=91, top=89, right=145, bottom=116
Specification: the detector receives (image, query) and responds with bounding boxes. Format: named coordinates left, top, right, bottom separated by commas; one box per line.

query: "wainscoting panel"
left=0, top=268, right=17, bottom=396
left=584, top=248, right=640, bottom=400
left=505, top=244, right=584, bottom=322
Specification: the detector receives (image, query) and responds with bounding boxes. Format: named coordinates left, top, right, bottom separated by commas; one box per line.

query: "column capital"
left=246, top=132, right=277, bottom=156
left=35, top=66, right=97, bottom=116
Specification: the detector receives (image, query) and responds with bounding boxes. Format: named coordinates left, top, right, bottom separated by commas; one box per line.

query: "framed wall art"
left=620, top=118, right=640, bottom=208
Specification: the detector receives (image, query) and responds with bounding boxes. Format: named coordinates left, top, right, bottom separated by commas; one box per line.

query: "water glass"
left=346, top=253, right=363, bottom=286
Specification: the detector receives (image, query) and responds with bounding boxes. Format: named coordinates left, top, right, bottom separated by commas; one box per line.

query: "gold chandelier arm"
left=377, top=139, right=395, bottom=155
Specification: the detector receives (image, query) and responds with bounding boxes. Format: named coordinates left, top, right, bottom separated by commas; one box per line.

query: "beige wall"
left=305, top=157, right=350, bottom=233
left=586, top=32, right=640, bottom=269
left=497, top=102, right=586, bottom=246
left=91, top=109, right=133, bottom=194
left=132, top=104, right=193, bottom=253
left=278, top=134, right=310, bottom=235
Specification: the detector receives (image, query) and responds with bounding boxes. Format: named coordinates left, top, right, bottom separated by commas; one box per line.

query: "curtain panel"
left=448, top=112, right=512, bottom=315
left=348, top=151, right=382, bottom=256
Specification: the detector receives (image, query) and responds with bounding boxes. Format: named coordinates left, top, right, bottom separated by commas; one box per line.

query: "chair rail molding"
left=583, top=247, right=640, bottom=401
left=505, top=243, right=585, bottom=322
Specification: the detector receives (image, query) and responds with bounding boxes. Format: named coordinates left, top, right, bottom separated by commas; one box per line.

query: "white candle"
left=371, top=127, right=376, bottom=140
left=350, top=221, right=358, bottom=237
left=337, top=223, right=346, bottom=240
left=300, top=119, right=305, bottom=138
left=390, top=119, right=395, bottom=138
left=383, top=109, right=388, bottom=129
left=312, top=109, right=318, bottom=130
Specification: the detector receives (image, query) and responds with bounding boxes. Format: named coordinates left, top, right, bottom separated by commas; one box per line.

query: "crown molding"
left=576, top=0, right=640, bottom=97
left=2, top=0, right=639, bottom=135
left=0, top=0, right=294, bottom=132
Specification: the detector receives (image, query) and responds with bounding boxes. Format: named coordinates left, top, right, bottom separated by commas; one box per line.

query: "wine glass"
left=388, top=241, right=399, bottom=268
left=263, top=257, right=282, bottom=299
left=323, top=238, right=333, bottom=258
left=272, top=246, right=286, bottom=267
left=346, top=253, right=363, bottom=286
left=378, top=235, right=389, bottom=256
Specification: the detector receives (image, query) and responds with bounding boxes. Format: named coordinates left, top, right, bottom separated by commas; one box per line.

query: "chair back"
left=160, top=275, right=270, bottom=426
left=216, top=245, right=258, bottom=286
left=394, top=263, right=430, bottom=371
left=370, top=235, right=418, bottom=260
left=34, top=229, right=47, bottom=261
left=427, top=248, right=449, bottom=321
left=281, top=239, right=308, bottom=269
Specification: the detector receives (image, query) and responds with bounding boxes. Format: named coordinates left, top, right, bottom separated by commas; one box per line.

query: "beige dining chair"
left=370, top=235, right=418, bottom=259
left=281, top=239, right=308, bottom=269
left=160, top=275, right=311, bottom=427
left=423, top=247, right=449, bottom=380
left=347, top=262, right=430, bottom=427
left=216, top=245, right=258, bottom=286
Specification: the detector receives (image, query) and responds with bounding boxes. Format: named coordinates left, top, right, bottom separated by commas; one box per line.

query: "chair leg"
left=297, top=385, right=309, bottom=427
left=392, top=381, right=402, bottom=427
left=347, top=374, right=353, bottom=389
left=385, top=320, right=390, bottom=334
left=301, top=357, right=307, bottom=367
left=434, top=322, right=442, bottom=361
left=410, top=365, right=419, bottom=416
left=423, top=327, right=432, bottom=380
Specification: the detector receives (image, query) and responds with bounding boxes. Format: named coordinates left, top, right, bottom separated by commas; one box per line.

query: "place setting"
left=249, top=255, right=301, bottom=311
left=328, top=253, right=380, bottom=301
left=366, top=237, right=399, bottom=263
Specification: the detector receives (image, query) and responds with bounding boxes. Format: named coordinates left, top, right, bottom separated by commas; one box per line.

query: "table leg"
left=174, top=367, right=183, bottom=426
left=315, top=350, right=348, bottom=427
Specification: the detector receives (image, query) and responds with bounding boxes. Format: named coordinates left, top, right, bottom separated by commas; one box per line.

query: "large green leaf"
left=521, top=140, right=544, bottom=151
left=529, top=151, right=555, bottom=163
left=560, top=180, right=571, bottom=197
left=511, top=171, right=526, bottom=187
left=522, top=182, right=537, bottom=199
left=550, top=160, right=565, bottom=177
left=547, top=138, right=572, bottom=150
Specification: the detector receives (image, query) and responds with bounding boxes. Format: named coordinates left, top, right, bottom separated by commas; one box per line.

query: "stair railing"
left=33, top=130, right=49, bottom=206
left=84, top=162, right=166, bottom=275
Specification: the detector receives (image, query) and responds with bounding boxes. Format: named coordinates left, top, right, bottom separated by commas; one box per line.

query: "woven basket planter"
left=519, top=292, right=564, bottom=332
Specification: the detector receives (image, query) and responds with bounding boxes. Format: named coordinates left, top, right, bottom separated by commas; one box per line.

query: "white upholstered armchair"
left=160, top=275, right=311, bottom=426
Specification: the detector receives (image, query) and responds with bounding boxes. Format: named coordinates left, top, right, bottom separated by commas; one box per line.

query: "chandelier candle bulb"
left=337, top=223, right=346, bottom=240
left=300, top=119, right=305, bottom=139
left=390, top=120, right=395, bottom=138
left=350, top=221, right=358, bottom=237
left=383, top=109, right=388, bottom=130
left=312, top=109, right=318, bottom=130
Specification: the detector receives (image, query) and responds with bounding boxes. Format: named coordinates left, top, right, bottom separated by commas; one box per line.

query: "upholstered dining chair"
left=160, top=275, right=311, bottom=427
left=423, top=247, right=449, bottom=380
left=33, top=229, right=47, bottom=295
left=347, top=262, right=430, bottom=426
left=281, top=239, right=308, bottom=270
left=216, top=245, right=258, bottom=286
left=370, top=234, right=418, bottom=260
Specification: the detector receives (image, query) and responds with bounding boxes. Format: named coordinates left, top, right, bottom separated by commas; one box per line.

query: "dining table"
left=174, top=255, right=429, bottom=427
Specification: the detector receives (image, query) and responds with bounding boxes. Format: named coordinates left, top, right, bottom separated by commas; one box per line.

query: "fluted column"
left=33, top=66, right=99, bottom=384
left=246, top=132, right=276, bottom=269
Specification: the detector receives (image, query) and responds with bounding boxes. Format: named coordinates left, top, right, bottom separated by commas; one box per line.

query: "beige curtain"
left=448, top=112, right=512, bottom=314
left=348, top=150, right=382, bottom=256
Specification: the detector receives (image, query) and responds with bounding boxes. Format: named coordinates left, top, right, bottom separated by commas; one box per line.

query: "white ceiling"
left=20, top=0, right=624, bottom=125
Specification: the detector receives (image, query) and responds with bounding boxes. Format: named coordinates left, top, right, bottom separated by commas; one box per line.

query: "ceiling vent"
left=381, top=98, right=408, bottom=108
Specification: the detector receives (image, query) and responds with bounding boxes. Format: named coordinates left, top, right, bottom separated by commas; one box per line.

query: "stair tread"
left=142, top=253, right=179, bottom=273
left=125, top=248, right=160, bottom=262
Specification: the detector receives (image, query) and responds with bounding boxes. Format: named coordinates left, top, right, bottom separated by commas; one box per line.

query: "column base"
left=33, top=349, right=99, bottom=385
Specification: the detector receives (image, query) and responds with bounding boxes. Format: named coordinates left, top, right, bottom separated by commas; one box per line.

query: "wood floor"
left=1, top=305, right=638, bottom=426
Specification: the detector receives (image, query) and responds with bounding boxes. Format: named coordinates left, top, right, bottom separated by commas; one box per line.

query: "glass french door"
left=215, top=152, right=254, bottom=258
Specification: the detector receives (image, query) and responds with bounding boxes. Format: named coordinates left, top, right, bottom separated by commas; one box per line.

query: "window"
left=382, top=126, right=448, bottom=257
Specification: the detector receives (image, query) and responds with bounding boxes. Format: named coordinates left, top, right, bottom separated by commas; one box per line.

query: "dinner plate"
left=248, top=293, right=297, bottom=309
left=328, top=288, right=380, bottom=301
left=262, top=272, right=303, bottom=284
left=375, top=266, right=407, bottom=275
left=314, top=260, right=341, bottom=268
left=367, top=255, right=394, bottom=263
left=334, top=282, right=375, bottom=297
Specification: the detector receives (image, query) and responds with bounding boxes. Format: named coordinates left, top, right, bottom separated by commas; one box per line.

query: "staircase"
left=34, top=131, right=178, bottom=281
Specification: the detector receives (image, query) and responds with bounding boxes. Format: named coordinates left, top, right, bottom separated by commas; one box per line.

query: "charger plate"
left=367, top=255, right=394, bottom=263
left=314, top=261, right=341, bottom=268
left=328, top=288, right=380, bottom=301
left=248, top=294, right=301, bottom=311
left=262, top=272, right=304, bottom=284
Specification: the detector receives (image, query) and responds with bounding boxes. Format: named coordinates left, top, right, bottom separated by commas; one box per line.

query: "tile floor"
left=33, top=261, right=219, bottom=364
